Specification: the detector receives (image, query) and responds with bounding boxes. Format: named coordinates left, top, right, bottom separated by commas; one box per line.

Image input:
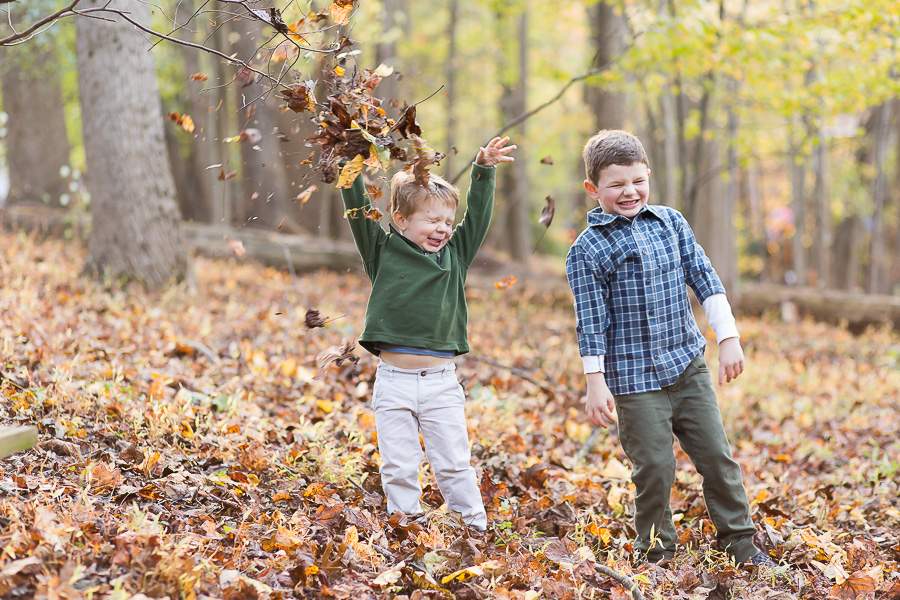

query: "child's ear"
left=392, top=210, right=408, bottom=231
left=584, top=180, right=599, bottom=200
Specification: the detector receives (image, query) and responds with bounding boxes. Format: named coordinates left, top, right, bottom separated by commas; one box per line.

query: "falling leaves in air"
left=328, top=0, right=355, bottom=25
left=236, top=66, right=253, bottom=87
left=295, top=184, right=318, bottom=204
left=539, top=195, right=556, bottom=228
left=280, top=81, right=316, bottom=113
left=227, top=239, right=245, bottom=258
left=540, top=155, right=554, bottom=165
left=305, top=309, right=327, bottom=329
left=223, top=129, right=262, bottom=144
left=410, top=135, right=445, bottom=186
left=364, top=206, right=384, bottom=221
left=189, top=73, right=208, bottom=82
left=218, top=169, right=237, bottom=181
left=314, top=338, right=359, bottom=379
left=494, top=275, right=518, bottom=290
left=167, top=112, right=195, bottom=133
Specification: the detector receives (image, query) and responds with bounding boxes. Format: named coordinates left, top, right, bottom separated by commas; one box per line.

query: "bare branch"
left=0, top=0, right=81, bottom=46
left=447, top=41, right=635, bottom=185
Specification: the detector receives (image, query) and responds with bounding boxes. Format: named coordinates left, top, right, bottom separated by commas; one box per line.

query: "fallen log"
left=736, top=283, right=900, bottom=332
left=0, top=426, right=37, bottom=459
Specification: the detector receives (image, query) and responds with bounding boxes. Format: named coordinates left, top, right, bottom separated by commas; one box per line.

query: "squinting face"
left=585, top=162, right=650, bottom=218
left=393, top=198, right=456, bottom=253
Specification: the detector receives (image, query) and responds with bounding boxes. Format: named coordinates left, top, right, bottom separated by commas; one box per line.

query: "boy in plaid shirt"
left=565, top=130, right=774, bottom=567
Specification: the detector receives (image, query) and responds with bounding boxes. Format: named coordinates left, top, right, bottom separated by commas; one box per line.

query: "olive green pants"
left=615, top=355, right=758, bottom=563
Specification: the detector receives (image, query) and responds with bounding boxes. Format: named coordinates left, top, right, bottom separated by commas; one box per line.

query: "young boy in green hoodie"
left=341, top=136, right=516, bottom=530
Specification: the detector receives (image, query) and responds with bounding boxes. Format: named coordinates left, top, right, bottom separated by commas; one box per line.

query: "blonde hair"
left=389, top=170, right=459, bottom=218
left=583, top=130, right=649, bottom=185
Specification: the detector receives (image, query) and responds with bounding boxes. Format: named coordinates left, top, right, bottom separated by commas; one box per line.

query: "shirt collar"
left=586, top=204, right=665, bottom=227
left=389, top=223, right=442, bottom=261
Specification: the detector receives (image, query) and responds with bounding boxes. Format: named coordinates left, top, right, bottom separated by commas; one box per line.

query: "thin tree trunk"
left=811, top=129, right=830, bottom=287
left=231, top=17, right=297, bottom=232
left=744, top=163, right=768, bottom=282
left=0, top=19, right=70, bottom=208
left=444, top=0, right=460, bottom=180
left=789, top=127, right=808, bottom=286
left=869, top=101, right=892, bottom=294
left=76, top=0, right=190, bottom=288
left=660, top=91, right=678, bottom=208
left=585, top=1, right=625, bottom=131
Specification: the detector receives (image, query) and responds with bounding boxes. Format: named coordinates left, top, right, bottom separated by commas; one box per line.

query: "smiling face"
left=585, top=162, right=651, bottom=218
left=393, top=197, right=456, bottom=253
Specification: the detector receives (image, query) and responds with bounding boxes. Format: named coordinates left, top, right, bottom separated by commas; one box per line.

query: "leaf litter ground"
left=1, top=232, right=899, bottom=600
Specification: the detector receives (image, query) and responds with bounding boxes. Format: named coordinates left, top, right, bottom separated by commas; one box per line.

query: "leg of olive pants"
left=615, top=355, right=758, bottom=562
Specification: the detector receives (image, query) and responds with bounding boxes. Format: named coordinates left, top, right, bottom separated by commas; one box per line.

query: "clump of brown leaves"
left=1, top=231, right=899, bottom=600
left=286, top=37, right=444, bottom=189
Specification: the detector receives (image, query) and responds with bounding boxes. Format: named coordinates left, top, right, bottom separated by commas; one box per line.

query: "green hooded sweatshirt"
left=341, top=163, right=496, bottom=356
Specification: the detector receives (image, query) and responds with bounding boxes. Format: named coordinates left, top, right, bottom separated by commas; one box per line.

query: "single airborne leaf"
left=305, top=309, right=327, bottom=329
left=494, top=275, right=518, bottom=290
left=189, top=73, right=208, bottom=82
left=336, top=155, right=365, bottom=189
left=296, top=184, right=318, bottom=204
left=328, top=0, right=355, bottom=25
left=227, top=239, right=245, bottom=258
left=539, top=195, right=556, bottom=227
left=540, top=155, right=554, bottom=165
left=239, top=128, right=263, bottom=144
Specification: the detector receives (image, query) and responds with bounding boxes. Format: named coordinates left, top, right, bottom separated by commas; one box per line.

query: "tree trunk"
left=833, top=215, right=861, bottom=291
left=76, top=0, right=190, bottom=289
left=659, top=91, right=678, bottom=208
left=789, top=128, right=808, bottom=286
left=811, top=128, right=831, bottom=287
left=491, top=8, right=531, bottom=261
left=585, top=2, right=625, bottom=131
left=0, top=16, right=70, bottom=208
left=444, top=0, right=460, bottom=180
left=167, top=29, right=215, bottom=223
left=376, top=0, right=401, bottom=110
left=868, top=101, right=892, bottom=294
left=230, top=17, right=297, bottom=232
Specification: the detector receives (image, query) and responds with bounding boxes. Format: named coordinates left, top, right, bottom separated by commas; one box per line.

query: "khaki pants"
left=372, top=361, right=487, bottom=529
left=615, top=355, right=758, bottom=562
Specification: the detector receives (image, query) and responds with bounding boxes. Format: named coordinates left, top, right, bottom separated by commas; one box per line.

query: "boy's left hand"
left=475, top=136, right=517, bottom=168
left=718, top=337, right=744, bottom=385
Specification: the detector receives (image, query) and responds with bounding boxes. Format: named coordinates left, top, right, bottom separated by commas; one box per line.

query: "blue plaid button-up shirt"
left=565, top=204, right=726, bottom=396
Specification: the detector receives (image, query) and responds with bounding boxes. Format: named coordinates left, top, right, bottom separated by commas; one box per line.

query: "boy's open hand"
left=475, top=136, right=516, bottom=168
left=584, top=372, right=616, bottom=428
left=718, top=337, right=745, bottom=385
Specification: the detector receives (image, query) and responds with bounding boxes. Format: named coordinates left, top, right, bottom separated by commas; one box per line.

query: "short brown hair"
left=583, top=130, right=649, bottom=185
left=389, top=170, right=459, bottom=218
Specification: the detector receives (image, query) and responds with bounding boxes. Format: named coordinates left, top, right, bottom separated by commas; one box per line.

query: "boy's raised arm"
left=452, top=137, right=516, bottom=265
left=340, top=173, right=387, bottom=277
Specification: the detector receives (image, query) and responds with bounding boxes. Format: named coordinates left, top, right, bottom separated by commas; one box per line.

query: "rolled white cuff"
left=702, top=293, right=740, bottom=343
left=582, top=355, right=605, bottom=374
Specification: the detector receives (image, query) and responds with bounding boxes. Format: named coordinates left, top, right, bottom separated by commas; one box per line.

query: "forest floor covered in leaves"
left=1, top=230, right=899, bottom=600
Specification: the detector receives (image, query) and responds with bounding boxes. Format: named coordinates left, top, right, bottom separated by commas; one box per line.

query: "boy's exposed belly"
left=379, top=351, right=452, bottom=369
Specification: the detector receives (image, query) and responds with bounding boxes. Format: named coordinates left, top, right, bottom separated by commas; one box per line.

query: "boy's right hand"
left=475, top=136, right=516, bottom=168
left=584, top=372, right=616, bottom=428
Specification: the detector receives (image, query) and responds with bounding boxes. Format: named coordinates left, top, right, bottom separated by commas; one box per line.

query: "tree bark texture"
left=585, top=2, right=625, bottom=131
left=76, top=0, right=190, bottom=289
left=868, top=102, right=892, bottom=294
left=230, top=17, right=297, bottom=233
left=167, top=29, right=215, bottom=223
left=789, top=130, right=808, bottom=286
left=490, top=8, right=531, bottom=262
left=0, top=29, right=71, bottom=207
